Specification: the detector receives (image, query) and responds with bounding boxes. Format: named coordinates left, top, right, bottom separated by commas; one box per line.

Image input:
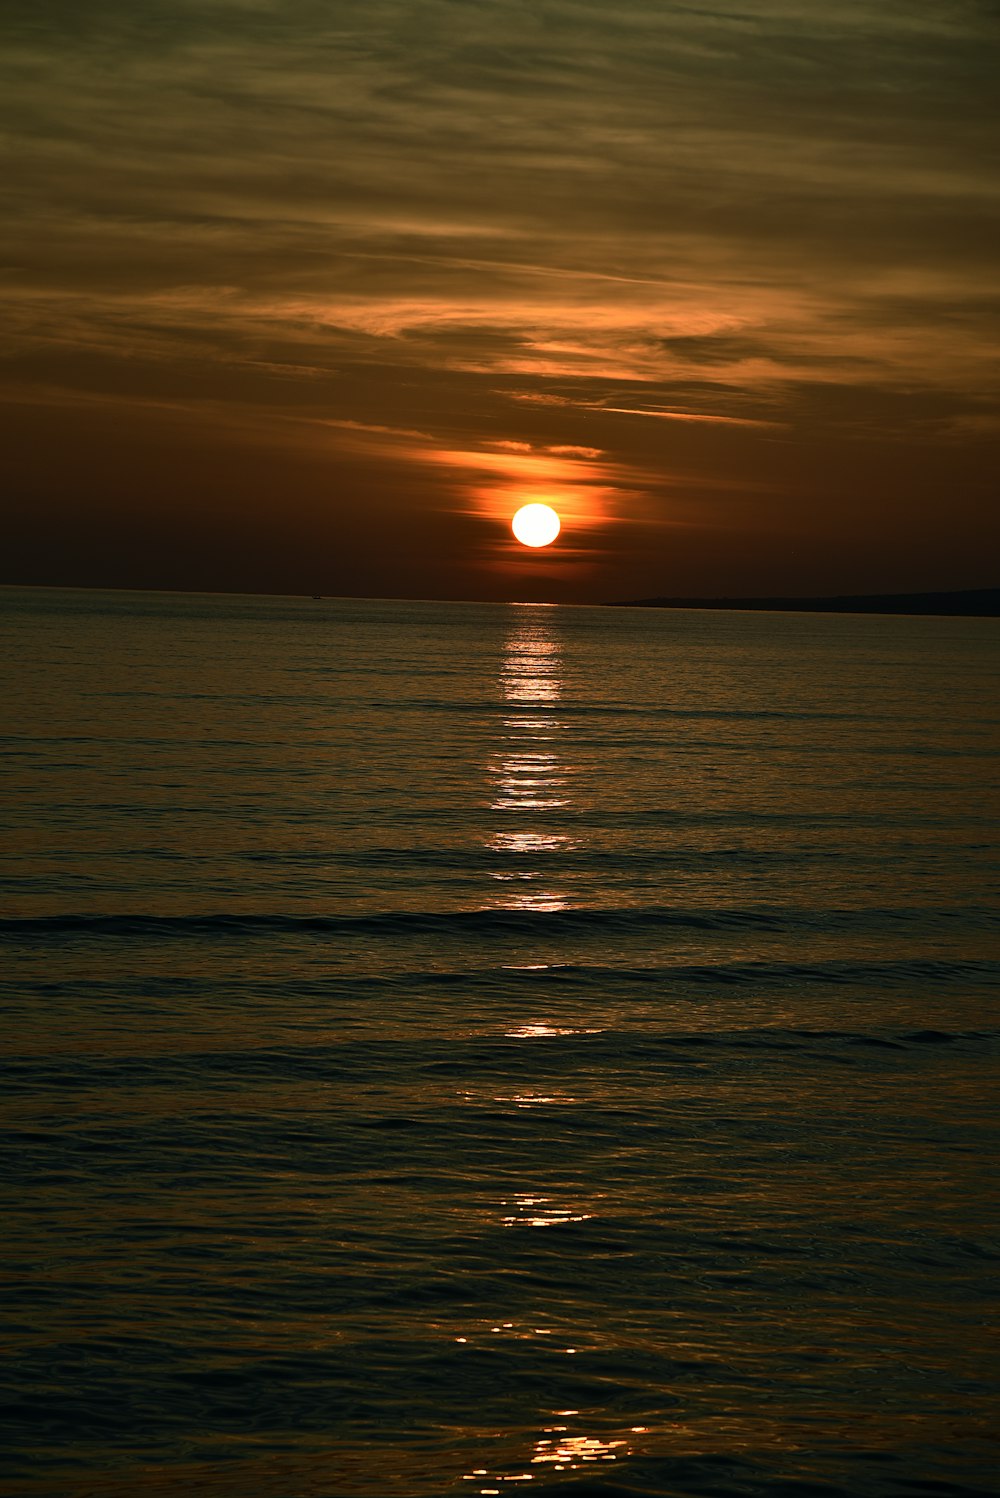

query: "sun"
left=512, top=503, right=561, bottom=548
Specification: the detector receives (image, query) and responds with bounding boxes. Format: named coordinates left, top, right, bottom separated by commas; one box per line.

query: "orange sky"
left=1, top=1, right=997, bottom=601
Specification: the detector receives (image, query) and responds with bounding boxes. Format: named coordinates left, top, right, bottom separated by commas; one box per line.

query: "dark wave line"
left=241, top=846, right=959, bottom=870
left=391, top=698, right=882, bottom=722
left=4, top=842, right=993, bottom=872
left=5, top=953, right=999, bottom=997
left=1, top=902, right=998, bottom=941
left=3, top=1026, right=996, bottom=1092
left=479, top=955, right=1000, bottom=988
left=17, top=805, right=991, bottom=832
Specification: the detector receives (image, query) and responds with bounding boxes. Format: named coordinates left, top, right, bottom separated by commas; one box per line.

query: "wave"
left=454, top=954, right=1000, bottom=989
left=3, top=1025, right=996, bottom=1096
left=1, top=903, right=997, bottom=942
left=397, top=696, right=870, bottom=720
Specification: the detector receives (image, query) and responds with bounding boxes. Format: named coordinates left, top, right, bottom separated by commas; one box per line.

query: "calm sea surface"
left=2, top=586, right=998, bottom=1498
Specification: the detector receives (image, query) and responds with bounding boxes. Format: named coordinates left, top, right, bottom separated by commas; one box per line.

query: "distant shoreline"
left=607, top=587, right=999, bottom=617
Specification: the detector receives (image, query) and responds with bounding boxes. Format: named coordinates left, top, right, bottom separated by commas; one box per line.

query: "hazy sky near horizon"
left=2, top=0, right=998, bottom=602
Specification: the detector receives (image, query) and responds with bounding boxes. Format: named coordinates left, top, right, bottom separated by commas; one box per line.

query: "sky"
left=2, top=0, right=998, bottom=603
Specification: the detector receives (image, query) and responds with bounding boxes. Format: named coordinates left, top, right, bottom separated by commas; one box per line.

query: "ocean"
left=1, top=586, right=998, bottom=1498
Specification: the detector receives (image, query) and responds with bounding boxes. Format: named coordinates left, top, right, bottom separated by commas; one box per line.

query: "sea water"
left=1, top=586, right=998, bottom=1497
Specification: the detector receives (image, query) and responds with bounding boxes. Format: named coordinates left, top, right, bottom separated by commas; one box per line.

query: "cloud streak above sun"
left=1, top=0, right=998, bottom=598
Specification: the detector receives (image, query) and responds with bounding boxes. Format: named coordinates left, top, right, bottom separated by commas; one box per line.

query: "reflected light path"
left=465, top=610, right=624, bottom=1498
left=485, top=608, right=576, bottom=912
left=501, top=1193, right=593, bottom=1227
left=503, top=1022, right=601, bottom=1037
left=462, top=1418, right=633, bottom=1491
left=532, top=1428, right=630, bottom=1469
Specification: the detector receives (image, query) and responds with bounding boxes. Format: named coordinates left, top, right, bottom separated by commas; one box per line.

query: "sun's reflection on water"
left=501, top=1192, right=593, bottom=1227
left=462, top=612, right=623, bottom=1496
left=504, top=1021, right=601, bottom=1037
left=486, top=609, right=575, bottom=912
left=498, top=625, right=562, bottom=706
left=462, top=1419, right=633, bottom=1490
left=531, top=1428, right=629, bottom=1468
left=488, top=831, right=569, bottom=854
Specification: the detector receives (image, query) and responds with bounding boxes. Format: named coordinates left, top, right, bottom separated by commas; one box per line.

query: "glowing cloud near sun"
left=512, top=503, right=561, bottom=548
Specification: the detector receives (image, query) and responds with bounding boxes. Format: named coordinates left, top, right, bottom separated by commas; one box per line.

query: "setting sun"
left=512, top=503, right=561, bottom=548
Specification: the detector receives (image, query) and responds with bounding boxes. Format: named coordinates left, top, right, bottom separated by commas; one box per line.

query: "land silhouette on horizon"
left=608, top=587, right=999, bottom=617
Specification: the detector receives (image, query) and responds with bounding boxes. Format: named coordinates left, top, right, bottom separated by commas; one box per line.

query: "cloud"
left=1, top=0, right=997, bottom=595
left=601, top=408, right=786, bottom=429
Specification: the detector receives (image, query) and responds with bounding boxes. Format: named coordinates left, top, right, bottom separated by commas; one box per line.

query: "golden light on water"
left=532, top=1429, right=629, bottom=1468
left=511, top=503, right=561, bottom=548
left=500, top=1193, right=594, bottom=1227
left=486, top=610, right=572, bottom=914
left=461, top=1409, right=633, bottom=1490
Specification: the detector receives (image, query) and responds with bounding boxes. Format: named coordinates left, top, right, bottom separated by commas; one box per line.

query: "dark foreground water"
left=2, top=587, right=999, bottom=1498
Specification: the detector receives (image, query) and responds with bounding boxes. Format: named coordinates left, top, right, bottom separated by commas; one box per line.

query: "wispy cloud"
left=1, top=0, right=997, bottom=595
left=601, top=408, right=786, bottom=429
